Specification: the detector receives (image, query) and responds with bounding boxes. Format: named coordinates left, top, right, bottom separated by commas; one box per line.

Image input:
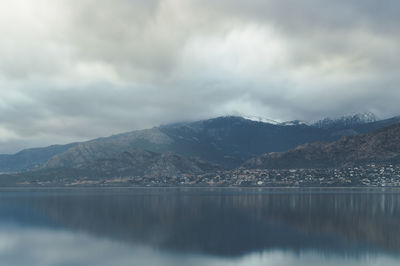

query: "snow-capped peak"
left=313, top=112, right=377, bottom=129
left=279, top=120, right=309, bottom=126
left=241, top=115, right=309, bottom=126
left=241, top=115, right=280, bottom=125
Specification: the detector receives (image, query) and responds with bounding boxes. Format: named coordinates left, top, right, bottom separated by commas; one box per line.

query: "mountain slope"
left=36, top=115, right=400, bottom=170
left=44, top=127, right=173, bottom=168
left=43, top=116, right=338, bottom=170
left=11, top=149, right=220, bottom=183
left=81, top=149, right=220, bottom=177
left=313, top=112, right=377, bottom=129
left=0, top=143, right=76, bottom=173
left=243, top=123, right=400, bottom=169
left=2, top=114, right=400, bottom=173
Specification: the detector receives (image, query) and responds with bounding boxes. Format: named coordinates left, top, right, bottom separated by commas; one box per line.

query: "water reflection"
left=0, top=188, right=399, bottom=265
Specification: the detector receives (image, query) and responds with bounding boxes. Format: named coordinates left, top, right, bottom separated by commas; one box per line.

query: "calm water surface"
left=0, top=187, right=399, bottom=266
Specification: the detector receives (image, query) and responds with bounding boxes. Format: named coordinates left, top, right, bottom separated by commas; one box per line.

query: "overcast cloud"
left=1, top=0, right=400, bottom=153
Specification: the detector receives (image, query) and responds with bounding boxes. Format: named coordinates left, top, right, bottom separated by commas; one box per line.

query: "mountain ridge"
left=4, top=149, right=221, bottom=185
left=242, top=123, right=400, bottom=169
left=2, top=113, right=400, bottom=173
left=43, top=115, right=330, bottom=170
left=312, top=112, right=378, bottom=129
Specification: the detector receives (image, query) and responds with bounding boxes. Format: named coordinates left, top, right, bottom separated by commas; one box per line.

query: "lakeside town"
left=22, top=163, right=400, bottom=187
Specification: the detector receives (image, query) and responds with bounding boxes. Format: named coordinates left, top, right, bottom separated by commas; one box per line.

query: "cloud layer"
left=1, top=0, right=400, bottom=153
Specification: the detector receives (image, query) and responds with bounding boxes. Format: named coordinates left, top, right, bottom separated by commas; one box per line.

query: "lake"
left=0, top=187, right=399, bottom=266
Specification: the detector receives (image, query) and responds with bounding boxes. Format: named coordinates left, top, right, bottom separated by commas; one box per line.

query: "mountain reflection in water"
left=0, top=188, right=399, bottom=266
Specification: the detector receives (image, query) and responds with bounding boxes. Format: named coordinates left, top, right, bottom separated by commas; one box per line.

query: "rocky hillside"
left=44, top=115, right=400, bottom=170
left=11, top=149, right=220, bottom=183
left=44, top=127, right=173, bottom=168
left=0, top=143, right=77, bottom=173
left=2, top=114, right=400, bottom=173
left=243, top=123, right=400, bottom=169
left=82, top=149, right=220, bottom=177
left=312, top=112, right=378, bottom=129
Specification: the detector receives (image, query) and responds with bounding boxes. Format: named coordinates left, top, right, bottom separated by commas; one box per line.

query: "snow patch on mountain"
left=279, top=120, right=309, bottom=126
left=313, top=112, right=378, bottom=129
left=241, top=115, right=280, bottom=125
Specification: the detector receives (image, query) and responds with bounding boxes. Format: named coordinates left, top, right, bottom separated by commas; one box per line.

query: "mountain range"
left=1, top=113, right=400, bottom=183
left=2, top=150, right=219, bottom=185
left=243, top=123, right=400, bottom=169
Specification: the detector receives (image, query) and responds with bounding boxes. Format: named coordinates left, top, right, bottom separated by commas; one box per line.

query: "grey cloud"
left=0, top=0, right=400, bottom=153
left=200, top=0, right=400, bottom=32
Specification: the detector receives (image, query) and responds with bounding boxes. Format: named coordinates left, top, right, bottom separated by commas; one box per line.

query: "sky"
left=1, top=0, right=400, bottom=153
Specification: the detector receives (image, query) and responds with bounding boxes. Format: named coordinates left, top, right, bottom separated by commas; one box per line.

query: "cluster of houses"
left=20, top=163, right=400, bottom=187
left=57, top=163, right=400, bottom=187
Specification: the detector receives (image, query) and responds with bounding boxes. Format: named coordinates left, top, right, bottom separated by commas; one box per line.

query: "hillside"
left=2, top=114, right=400, bottom=173
left=2, top=149, right=220, bottom=185
left=44, top=115, right=400, bottom=170
left=41, top=116, right=326, bottom=169
left=243, top=123, right=400, bottom=169
left=82, top=149, right=220, bottom=177
left=0, top=143, right=76, bottom=173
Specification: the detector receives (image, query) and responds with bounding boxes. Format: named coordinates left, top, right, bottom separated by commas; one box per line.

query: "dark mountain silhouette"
left=3, top=149, right=220, bottom=184
left=243, top=123, right=400, bottom=169
left=82, top=149, right=220, bottom=177
left=42, top=115, right=400, bottom=170
left=1, top=114, right=400, bottom=173
left=0, top=143, right=76, bottom=173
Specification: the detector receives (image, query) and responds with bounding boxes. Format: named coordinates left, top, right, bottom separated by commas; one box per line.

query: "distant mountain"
left=313, top=112, right=377, bottom=129
left=83, top=149, right=220, bottom=177
left=2, top=114, right=400, bottom=173
left=0, top=143, right=76, bottom=173
left=242, top=123, right=400, bottom=169
left=44, top=127, right=173, bottom=168
left=11, top=149, right=220, bottom=183
left=43, top=116, right=334, bottom=170
left=44, top=115, right=400, bottom=170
